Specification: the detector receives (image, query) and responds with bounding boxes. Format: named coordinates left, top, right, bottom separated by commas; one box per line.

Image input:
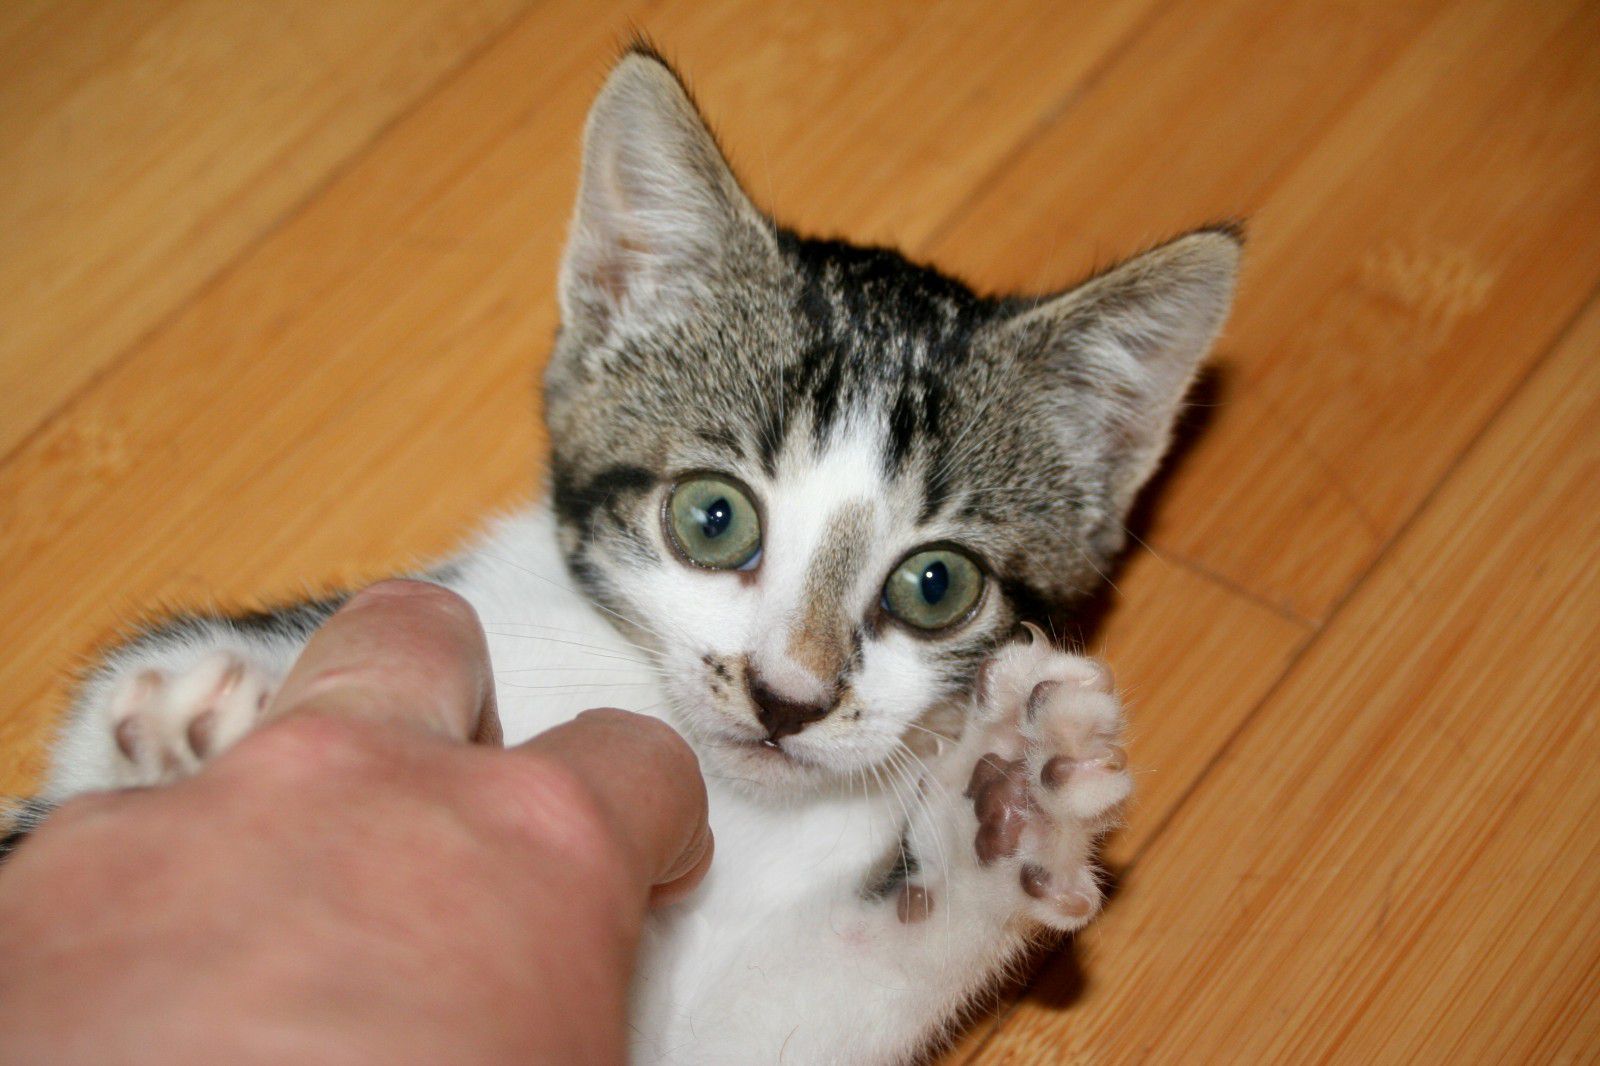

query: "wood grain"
left=3, top=2, right=1597, bottom=1061
left=927, top=0, right=1600, bottom=621
left=0, top=0, right=1164, bottom=787
left=0, top=0, right=532, bottom=456
left=968, top=292, right=1600, bottom=1065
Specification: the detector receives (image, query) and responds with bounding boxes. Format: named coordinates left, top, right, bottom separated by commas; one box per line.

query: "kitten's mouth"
left=721, top=732, right=822, bottom=772
left=737, top=736, right=800, bottom=761
left=671, top=686, right=831, bottom=777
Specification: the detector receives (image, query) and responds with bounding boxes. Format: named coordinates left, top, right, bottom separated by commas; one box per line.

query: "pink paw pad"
left=963, top=632, right=1131, bottom=931
left=107, top=653, right=276, bottom=787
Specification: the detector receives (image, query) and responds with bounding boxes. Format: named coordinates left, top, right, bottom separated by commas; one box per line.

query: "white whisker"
left=476, top=550, right=686, bottom=648
left=480, top=629, right=654, bottom=668
left=887, top=744, right=956, bottom=959
left=496, top=680, right=660, bottom=692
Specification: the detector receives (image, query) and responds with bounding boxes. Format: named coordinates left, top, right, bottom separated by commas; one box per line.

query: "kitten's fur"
left=26, top=46, right=1238, bottom=1064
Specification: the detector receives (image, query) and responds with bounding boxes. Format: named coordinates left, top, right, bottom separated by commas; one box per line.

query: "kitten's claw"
left=896, top=883, right=935, bottom=924
left=964, top=637, right=1130, bottom=931
left=107, top=652, right=276, bottom=787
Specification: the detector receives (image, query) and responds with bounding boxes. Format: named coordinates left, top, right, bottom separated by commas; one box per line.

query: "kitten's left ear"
left=559, top=46, right=774, bottom=342
left=1004, top=225, right=1242, bottom=512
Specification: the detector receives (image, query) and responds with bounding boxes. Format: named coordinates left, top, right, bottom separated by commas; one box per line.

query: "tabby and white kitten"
left=29, top=47, right=1238, bottom=1064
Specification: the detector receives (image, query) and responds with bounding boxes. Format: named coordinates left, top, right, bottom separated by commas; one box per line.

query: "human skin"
left=0, top=580, right=712, bottom=1066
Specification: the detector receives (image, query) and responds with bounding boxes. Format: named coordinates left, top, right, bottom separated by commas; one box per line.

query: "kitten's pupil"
left=920, top=561, right=949, bottom=605
left=700, top=498, right=733, bottom=539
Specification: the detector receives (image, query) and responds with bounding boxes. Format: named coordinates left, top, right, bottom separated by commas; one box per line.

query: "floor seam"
left=0, top=0, right=547, bottom=471
left=916, top=0, right=1182, bottom=268
left=968, top=279, right=1600, bottom=1055
left=1116, top=280, right=1600, bottom=871
left=1140, top=548, right=1319, bottom=629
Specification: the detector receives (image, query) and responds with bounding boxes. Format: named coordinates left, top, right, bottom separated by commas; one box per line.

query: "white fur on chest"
left=446, top=508, right=906, bottom=1047
left=451, top=503, right=903, bottom=881
left=450, top=510, right=663, bottom=742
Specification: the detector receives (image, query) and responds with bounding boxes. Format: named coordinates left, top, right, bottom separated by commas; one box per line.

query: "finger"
left=513, top=709, right=711, bottom=903
left=267, top=580, right=500, bottom=744
left=648, top=823, right=713, bottom=908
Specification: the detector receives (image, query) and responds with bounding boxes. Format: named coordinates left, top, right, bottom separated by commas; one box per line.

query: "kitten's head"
left=543, top=48, right=1239, bottom=790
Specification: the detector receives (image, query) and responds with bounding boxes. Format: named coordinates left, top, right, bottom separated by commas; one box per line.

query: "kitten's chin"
left=698, top=735, right=835, bottom=793
left=662, top=690, right=896, bottom=793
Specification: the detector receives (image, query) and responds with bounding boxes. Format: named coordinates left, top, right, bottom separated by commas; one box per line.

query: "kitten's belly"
left=483, top=624, right=897, bottom=1037
left=631, top=777, right=898, bottom=1053
left=449, top=511, right=901, bottom=1039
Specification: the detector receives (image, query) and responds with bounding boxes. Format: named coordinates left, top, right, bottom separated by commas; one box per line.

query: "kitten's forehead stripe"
left=694, top=427, right=745, bottom=459
left=788, top=501, right=875, bottom=683
left=778, top=233, right=992, bottom=475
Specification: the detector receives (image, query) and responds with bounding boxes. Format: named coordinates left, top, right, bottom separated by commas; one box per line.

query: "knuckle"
left=223, top=713, right=385, bottom=783
left=474, top=754, right=629, bottom=879
left=578, top=708, right=697, bottom=772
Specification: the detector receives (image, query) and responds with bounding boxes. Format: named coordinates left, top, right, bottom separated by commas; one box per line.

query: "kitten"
left=22, top=45, right=1238, bottom=1064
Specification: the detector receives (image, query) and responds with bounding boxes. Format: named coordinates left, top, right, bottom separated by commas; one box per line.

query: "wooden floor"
left=3, top=1, right=1597, bottom=1061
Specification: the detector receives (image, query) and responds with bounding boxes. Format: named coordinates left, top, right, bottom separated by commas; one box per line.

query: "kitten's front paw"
left=108, top=652, right=277, bottom=787
left=964, top=624, right=1130, bottom=931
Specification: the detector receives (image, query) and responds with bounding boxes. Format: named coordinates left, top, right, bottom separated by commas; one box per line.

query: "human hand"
left=0, top=580, right=711, bottom=1065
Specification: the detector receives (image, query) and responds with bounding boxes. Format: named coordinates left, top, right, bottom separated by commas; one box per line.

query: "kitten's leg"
left=645, top=630, right=1130, bottom=1064
left=38, top=601, right=342, bottom=803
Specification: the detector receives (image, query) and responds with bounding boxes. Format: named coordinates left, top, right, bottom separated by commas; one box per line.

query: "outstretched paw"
left=963, top=624, right=1130, bottom=931
left=108, top=652, right=277, bottom=787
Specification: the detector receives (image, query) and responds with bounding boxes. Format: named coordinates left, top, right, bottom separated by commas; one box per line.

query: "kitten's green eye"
left=883, top=548, right=984, bottom=631
left=665, top=476, right=762, bottom=570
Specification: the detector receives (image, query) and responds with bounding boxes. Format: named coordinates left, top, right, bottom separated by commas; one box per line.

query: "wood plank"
left=656, top=0, right=1161, bottom=253
left=3, top=4, right=1595, bottom=1061
left=1075, top=555, right=1308, bottom=872
left=0, top=0, right=533, bottom=457
left=924, top=0, right=1600, bottom=621
left=0, top=0, right=1164, bottom=790
left=938, top=552, right=1308, bottom=1061
left=970, top=297, right=1600, bottom=1062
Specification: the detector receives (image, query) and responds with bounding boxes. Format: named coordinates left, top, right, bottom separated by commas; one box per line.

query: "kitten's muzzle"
left=747, top=674, right=834, bottom=742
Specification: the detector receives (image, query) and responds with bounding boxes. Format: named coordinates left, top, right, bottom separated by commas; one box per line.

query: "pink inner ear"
left=588, top=234, right=652, bottom=308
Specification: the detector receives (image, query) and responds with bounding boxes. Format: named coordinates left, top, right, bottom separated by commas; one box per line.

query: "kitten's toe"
left=1020, top=862, right=1102, bottom=929
left=965, top=753, right=1032, bottom=865
left=963, top=639, right=1130, bottom=931
left=1023, top=678, right=1130, bottom=822
left=108, top=652, right=276, bottom=787
left=109, top=670, right=164, bottom=778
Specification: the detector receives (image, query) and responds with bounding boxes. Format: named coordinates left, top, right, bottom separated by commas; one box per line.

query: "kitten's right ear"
left=559, top=47, right=772, bottom=340
left=1002, top=226, right=1242, bottom=515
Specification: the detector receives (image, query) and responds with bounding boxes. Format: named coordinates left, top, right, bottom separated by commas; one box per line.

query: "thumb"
left=512, top=709, right=712, bottom=906
left=266, top=580, right=501, bottom=745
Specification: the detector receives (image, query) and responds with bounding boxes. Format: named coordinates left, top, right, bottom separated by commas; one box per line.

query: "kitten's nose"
left=747, top=675, right=832, bottom=742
